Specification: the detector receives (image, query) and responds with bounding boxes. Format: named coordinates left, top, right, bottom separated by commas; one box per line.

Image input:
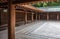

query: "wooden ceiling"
left=0, top=0, right=57, bottom=3
left=0, top=0, right=57, bottom=8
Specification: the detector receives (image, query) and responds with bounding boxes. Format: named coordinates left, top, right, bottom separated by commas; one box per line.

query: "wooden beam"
left=19, top=5, right=43, bottom=13
left=16, top=10, right=31, bottom=13
left=8, top=0, right=15, bottom=39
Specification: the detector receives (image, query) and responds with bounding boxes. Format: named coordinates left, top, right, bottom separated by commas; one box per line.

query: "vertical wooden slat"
left=31, top=13, right=34, bottom=22
left=25, top=12, right=27, bottom=24
left=47, top=13, right=49, bottom=20
left=57, top=14, right=59, bottom=21
left=36, top=13, right=37, bottom=20
left=8, top=0, right=15, bottom=39
left=39, top=14, right=40, bottom=20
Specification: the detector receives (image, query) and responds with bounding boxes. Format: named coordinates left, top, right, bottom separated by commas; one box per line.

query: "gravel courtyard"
left=1, top=21, right=60, bottom=39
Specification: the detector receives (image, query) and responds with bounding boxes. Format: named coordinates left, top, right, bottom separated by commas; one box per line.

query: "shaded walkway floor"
left=0, top=21, right=60, bottom=39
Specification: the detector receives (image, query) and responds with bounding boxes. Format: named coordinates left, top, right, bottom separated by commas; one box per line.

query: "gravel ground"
left=1, top=21, right=60, bottom=39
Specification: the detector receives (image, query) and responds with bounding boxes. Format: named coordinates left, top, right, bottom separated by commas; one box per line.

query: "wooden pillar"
left=25, top=12, right=27, bottom=24
left=47, top=13, right=49, bottom=20
left=36, top=13, right=37, bottom=20
left=31, top=13, right=34, bottom=22
left=57, top=14, right=59, bottom=20
left=8, top=0, right=15, bottom=39
left=0, top=8, right=1, bottom=26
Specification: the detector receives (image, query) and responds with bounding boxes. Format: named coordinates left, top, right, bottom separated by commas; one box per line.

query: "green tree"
left=32, top=2, right=43, bottom=7
left=43, top=2, right=47, bottom=7
left=32, top=1, right=60, bottom=7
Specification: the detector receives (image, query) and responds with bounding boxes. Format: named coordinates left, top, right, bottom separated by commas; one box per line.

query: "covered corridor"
left=0, top=0, right=60, bottom=39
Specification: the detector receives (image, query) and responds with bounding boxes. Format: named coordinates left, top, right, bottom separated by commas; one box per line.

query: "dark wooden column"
left=25, top=12, right=28, bottom=24
left=31, top=13, right=34, bottom=22
left=8, top=0, right=15, bottom=39
left=47, top=13, right=49, bottom=20
left=36, top=13, right=37, bottom=20
left=0, top=8, right=1, bottom=26
left=57, top=13, right=59, bottom=20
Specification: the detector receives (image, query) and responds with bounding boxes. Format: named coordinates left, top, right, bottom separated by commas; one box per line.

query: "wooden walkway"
left=0, top=21, right=60, bottom=39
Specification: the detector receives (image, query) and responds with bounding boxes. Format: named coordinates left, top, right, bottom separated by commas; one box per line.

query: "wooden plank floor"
left=0, top=21, right=60, bottom=39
